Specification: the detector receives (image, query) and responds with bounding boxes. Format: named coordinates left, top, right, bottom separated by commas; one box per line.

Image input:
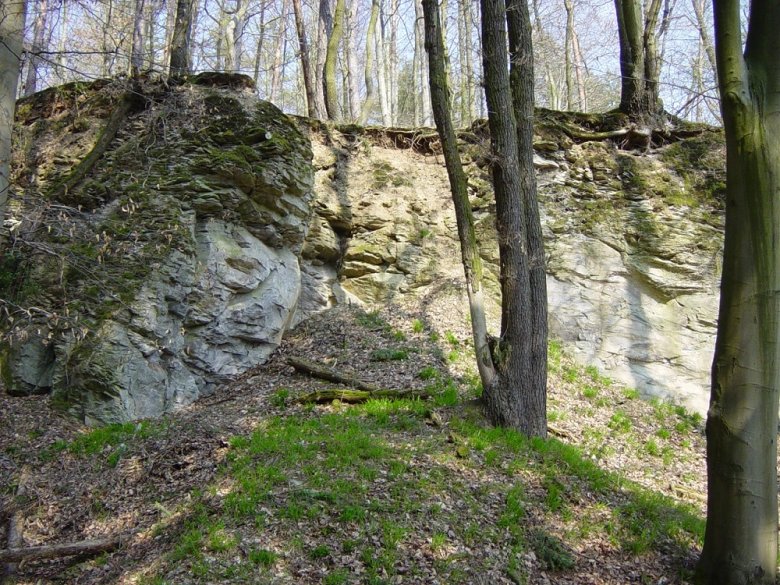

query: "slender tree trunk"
left=0, top=0, right=26, bottom=244
left=270, top=0, right=288, bottom=103
left=170, top=0, right=195, bottom=75
left=56, top=0, right=67, bottom=82
left=102, top=0, right=114, bottom=76
left=479, top=0, right=547, bottom=437
left=130, top=0, right=146, bottom=75
left=24, top=0, right=49, bottom=96
left=388, top=0, right=398, bottom=123
left=571, top=25, right=587, bottom=111
left=145, top=0, right=155, bottom=70
left=375, top=7, right=391, bottom=125
left=563, top=0, right=574, bottom=110
left=358, top=0, right=380, bottom=124
left=457, top=0, right=469, bottom=124
left=692, top=0, right=717, bottom=81
left=162, top=0, right=176, bottom=70
left=292, top=0, right=317, bottom=117
left=422, top=0, right=496, bottom=395
left=344, top=0, right=360, bottom=121
left=696, top=1, right=780, bottom=584
left=323, top=0, right=345, bottom=119
left=253, top=1, right=268, bottom=88
left=413, top=0, right=430, bottom=125
left=228, top=0, right=250, bottom=73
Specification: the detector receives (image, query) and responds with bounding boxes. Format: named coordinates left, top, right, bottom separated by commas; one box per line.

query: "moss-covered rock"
left=3, top=76, right=313, bottom=423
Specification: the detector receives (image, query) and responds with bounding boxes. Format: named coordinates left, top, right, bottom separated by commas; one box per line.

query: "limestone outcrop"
left=2, top=76, right=312, bottom=423
left=301, top=122, right=724, bottom=414
left=1, top=79, right=725, bottom=421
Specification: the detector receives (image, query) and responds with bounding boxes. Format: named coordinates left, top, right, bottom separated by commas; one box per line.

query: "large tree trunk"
left=480, top=0, right=546, bottom=437
left=696, top=1, right=780, bottom=584
left=614, top=0, right=646, bottom=116
left=323, top=0, right=345, bottom=120
left=24, top=0, right=48, bottom=97
left=314, top=0, right=332, bottom=120
left=614, top=0, right=664, bottom=120
left=505, top=0, right=547, bottom=435
left=169, top=0, right=195, bottom=75
left=422, top=0, right=496, bottom=392
left=0, top=0, right=26, bottom=244
left=292, top=0, right=317, bottom=118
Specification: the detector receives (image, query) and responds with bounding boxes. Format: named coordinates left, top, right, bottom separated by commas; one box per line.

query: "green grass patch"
left=371, top=348, right=409, bottom=361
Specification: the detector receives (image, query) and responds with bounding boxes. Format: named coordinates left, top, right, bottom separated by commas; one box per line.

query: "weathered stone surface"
left=3, top=78, right=312, bottom=423
left=301, top=127, right=724, bottom=414
left=4, top=83, right=726, bottom=421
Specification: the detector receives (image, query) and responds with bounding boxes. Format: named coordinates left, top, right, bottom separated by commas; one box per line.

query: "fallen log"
left=286, top=356, right=379, bottom=391
left=0, top=537, right=122, bottom=563
left=296, top=388, right=431, bottom=404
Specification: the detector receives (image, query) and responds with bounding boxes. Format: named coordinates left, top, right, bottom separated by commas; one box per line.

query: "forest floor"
left=0, top=297, right=743, bottom=585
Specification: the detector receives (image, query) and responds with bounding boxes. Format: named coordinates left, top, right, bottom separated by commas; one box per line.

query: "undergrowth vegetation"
left=122, top=336, right=704, bottom=583
left=18, top=307, right=707, bottom=584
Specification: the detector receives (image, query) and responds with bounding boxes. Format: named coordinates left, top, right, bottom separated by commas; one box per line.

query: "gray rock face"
left=4, top=83, right=724, bottom=421
left=300, top=127, right=724, bottom=414
left=3, top=77, right=312, bottom=423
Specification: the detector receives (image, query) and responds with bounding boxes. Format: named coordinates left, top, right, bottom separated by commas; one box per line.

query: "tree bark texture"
left=130, top=0, right=147, bottom=75
left=0, top=537, right=121, bottom=563
left=170, top=0, right=195, bottom=75
left=324, top=0, right=345, bottom=120
left=422, top=0, right=496, bottom=393
left=506, top=0, right=547, bottom=437
left=0, top=0, right=26, bottom=243
left=358, top=0, right=380, bottom=124
left=696, top=0, right=780, bottom=583
left=479, top=0, right=546, bottom=437
left=314, top=0, right=333, bottom=117
left=614, top=0, right=664, bottom=120
left=292, top=0, right=318, bottom=118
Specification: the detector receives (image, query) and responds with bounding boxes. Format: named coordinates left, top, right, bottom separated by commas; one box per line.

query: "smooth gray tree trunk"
left=697, top=1, right=780, bottom=583
left=0, top=0, right=26, bottom=244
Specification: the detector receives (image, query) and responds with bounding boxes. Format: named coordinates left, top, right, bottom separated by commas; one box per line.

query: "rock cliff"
left=1, top=78, right=725, bottom=422
left=300, top=115, right=724, bottom=415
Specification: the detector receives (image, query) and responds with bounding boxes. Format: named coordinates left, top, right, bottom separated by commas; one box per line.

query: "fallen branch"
left=286, top=356, right=379, bottom=391
left=0, top=537, right=122, bottom=563
left=3, top=468, right=29, bottom=581
left=296, top=388, right=431, bottom=404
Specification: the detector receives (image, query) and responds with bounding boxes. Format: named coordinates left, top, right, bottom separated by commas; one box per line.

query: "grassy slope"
left=0, top=304, right=716, bottom=585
